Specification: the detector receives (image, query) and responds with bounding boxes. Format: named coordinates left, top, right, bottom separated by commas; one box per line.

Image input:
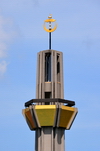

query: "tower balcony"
left=22, top=99, right=78, bottom=130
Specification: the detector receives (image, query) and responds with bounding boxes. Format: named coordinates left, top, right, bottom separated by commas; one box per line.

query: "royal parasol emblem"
left=43, top=14, right=57, bottom=32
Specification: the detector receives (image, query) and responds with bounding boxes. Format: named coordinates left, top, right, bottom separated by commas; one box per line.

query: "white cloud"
left=0, top=14, right=17, bottom=76
left=0, top=43, right=7, bottom=58
left=0, top=15, right=17, bottom=44
left=0, top=60, right=7, bottom=76
left=0, top=16, right=9, bottom=76
left=0, top=16, right=8, bottom=60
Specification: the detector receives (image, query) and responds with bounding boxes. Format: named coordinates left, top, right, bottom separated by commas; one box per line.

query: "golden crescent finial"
left=43, top=15, right=57, bottom=32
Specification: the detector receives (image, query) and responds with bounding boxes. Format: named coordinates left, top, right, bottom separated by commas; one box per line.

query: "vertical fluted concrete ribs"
left=36, top=49, right=64, bottom=100
left=35, top=49, right=65, bottom=151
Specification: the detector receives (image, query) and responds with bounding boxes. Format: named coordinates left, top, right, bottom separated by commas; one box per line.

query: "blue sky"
left=0, top=0, right=100, bottom=150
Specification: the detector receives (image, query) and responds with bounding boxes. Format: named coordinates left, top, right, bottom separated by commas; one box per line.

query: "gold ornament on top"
left=43, top=15, right=57, bottom=32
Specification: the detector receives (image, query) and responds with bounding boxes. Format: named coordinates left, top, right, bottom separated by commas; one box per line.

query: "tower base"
left=35, top=127, right=65, bottom=151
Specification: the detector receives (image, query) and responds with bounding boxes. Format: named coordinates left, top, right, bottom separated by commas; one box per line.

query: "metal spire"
left=43, top=14, right=57, bottom=49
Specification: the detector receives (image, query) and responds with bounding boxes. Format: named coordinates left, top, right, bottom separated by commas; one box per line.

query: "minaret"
left=22, top=15, right=78, bottom=151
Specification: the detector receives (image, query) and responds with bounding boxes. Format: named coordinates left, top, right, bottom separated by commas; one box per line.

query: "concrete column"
left=35, top=49, right=65, bottom=151
left=35, top=127, right=65, bottom=151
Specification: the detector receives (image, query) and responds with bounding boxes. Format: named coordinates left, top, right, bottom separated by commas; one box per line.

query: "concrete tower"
left=22, top=15, right=78, bottom=151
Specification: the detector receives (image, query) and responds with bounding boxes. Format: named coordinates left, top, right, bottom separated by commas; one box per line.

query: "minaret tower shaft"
left=22, top=15, right=78, bottom=151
